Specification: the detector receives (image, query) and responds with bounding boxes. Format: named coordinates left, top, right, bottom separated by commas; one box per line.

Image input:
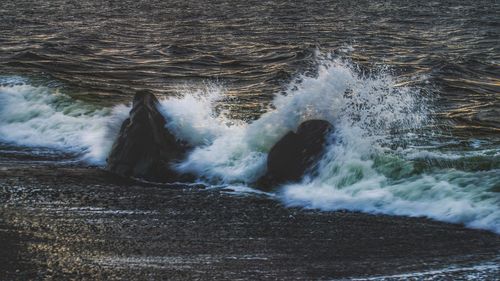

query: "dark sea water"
left=0, top=0, right=499, bottom=233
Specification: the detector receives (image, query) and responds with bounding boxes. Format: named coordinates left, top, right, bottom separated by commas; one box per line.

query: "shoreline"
left=0, top=161, right=499, bottom=280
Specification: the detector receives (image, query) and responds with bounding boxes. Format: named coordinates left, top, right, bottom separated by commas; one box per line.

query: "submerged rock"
left=106, top=90, right=188, bottom=182
left=256, top=119, right=334, bottom=190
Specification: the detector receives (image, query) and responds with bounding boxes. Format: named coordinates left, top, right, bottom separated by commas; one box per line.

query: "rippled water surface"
left=1, top=0, right=498, bottom=124
left=0, top=0, right=499, bottom=233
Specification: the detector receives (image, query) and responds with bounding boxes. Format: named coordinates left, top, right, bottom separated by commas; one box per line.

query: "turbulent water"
left=0, top=0, right=499, bottom=233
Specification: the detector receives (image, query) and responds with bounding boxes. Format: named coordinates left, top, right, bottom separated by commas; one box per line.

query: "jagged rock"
left=256, top=119, right=334, bottom=190
left=106, top=90, right=188, bottom=182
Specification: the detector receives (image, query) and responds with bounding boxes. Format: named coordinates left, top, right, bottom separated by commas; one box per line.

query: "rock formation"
left=256, top=119, right=334, bottom=190
left=106, top=90, right=188, bottom=182
left=106, top=91, right=333, bottom=188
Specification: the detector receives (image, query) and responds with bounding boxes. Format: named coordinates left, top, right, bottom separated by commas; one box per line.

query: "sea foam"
left=0, top=77, right=129, bottom=164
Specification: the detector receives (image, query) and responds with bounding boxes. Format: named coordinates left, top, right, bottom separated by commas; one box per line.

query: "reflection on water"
left=0, top=0, right=498, bottom=133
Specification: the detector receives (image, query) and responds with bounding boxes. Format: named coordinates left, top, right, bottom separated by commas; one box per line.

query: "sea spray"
left=270, top=56, right=500, bottom=233
left=158, top=55, right=499, bottom=233
left=166, top=55, right=429, bottom=183
left=158, top=83, right=239, bottom=146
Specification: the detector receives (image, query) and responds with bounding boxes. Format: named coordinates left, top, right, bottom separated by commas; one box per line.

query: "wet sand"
left=0, top=161, right=498, bottom=280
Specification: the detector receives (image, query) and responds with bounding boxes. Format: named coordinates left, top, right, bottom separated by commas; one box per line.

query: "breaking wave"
left=0, top=54, right=498, bottom=233
left=159, top=55, right=499, bottom=233
left=0, top=77, right=129, bottom=164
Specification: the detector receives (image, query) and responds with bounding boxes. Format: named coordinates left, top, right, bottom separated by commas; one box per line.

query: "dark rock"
left=106, top=90, right=188, bottom=182
left=256, top=119, right=334, bottom=190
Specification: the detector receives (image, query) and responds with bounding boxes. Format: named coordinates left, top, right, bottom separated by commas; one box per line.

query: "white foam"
left=0, top=77, right=129, bottom=164
left=401, top=142, right=500, bottom=161
left=157, top=84, right=265, bottom=183
left=282, top=169, right=500, bottom=233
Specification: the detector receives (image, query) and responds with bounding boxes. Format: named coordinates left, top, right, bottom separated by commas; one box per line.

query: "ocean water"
left=0, top=0, right=498, bottom=233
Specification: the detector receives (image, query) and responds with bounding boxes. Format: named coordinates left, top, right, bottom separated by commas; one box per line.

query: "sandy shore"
left=0, top=161, right=498, bottom=280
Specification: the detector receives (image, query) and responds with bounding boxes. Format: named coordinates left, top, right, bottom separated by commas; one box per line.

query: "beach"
left=1, top=160, right=498, bottom=280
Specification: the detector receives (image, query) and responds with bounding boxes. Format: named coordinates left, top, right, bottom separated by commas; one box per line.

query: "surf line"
left=105, top=90, right=334, bottom=192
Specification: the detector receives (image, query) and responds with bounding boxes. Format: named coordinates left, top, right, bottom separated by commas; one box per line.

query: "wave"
left=0, top=54, right=498, bottom=234
left=163, top=55, right=429, bottom=182
left=156, top=55, right=499, bottom=233
left=0, top=77, right=129, bottom=164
